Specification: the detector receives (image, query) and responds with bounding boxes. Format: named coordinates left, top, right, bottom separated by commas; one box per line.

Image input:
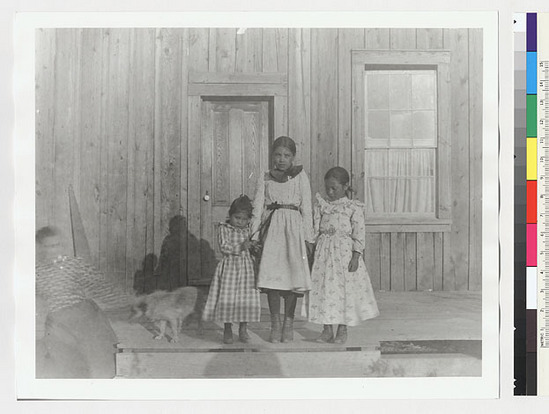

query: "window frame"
left=351, top=50, right=452, bottom=233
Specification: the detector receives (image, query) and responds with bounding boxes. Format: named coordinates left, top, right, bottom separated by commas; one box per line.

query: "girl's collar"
left=222, top=221, right=250, bottom=230
left=316, top=193, right=350, bottom=205
left=268, top=165, right=303, bottom=183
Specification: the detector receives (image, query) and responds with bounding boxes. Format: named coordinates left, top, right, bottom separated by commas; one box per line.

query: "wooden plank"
left=274, top=95, right=288, bottom=137
left=352, top=50, right=450, bottom=65
left=214, top=28, right=236, bottom=73
left=35, top=29, right=56, bottom=230
left=390, top=233, right=405, bottom=291
left=390, top=28, right=417, bottom=50
left=52, top=29, right=79, bottom=255
left=126, top=28, right=156, bottom=291
left=351, top=62, right=365, bottom=202
left=242, top=108, right=261, bottom=197
left=200, top=102, right=214, bottom=279
left=188, top=28, right=210, bottom=73
left=365, top=28, right=390, bottom=49
left=79, top=29, right=103, bottom=266
left=442, top=232, right=455, bottom=291
left=311, top=28, right=338, bottom=196
left=187, top=29, right=208, bottom=285
left=180, top=29, right=190, bottom=287
left=187, top=96, right=202, bottom=284
left=208, top=28, right=216, bottom=72
left=104, top=28, right=130, bottom=287
left=437, top=61, right=452, bottom=220
left=156, top=29, right=184, bottom=290
left=416, top=28, right=444, bottom=49
left=444, top=28, right=470, bottom=291
left=188, top=82, right=287, bottom=96
left=234, top=28, right=262, bottom=72
left=189, top=71, right=286, bottom=84
left=338, top=29, right=364, bottom=173
left=404, top=233, right=417, bottom=291
left=365, top=233, right=381, bottom=291
left=434, top=232, right=444, bottom=291
left=364, top=223, right=451, bottom=233
left=288, top=28, right=311, bottom=173
left=417, top=233, right=435, bottom=291
left=229, top=108, right=243, bottom=202
left=468, top=29, right=483, bottom=291
left=380, top=233, right=391, bottom=291
left=98, top=29, right=110, bottom=273
left=263, top=28, right=288, bottom=72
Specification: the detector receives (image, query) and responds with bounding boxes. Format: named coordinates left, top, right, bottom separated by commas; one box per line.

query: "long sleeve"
left=313, top=194, right=322, bottom=243
left=350, top=202, right=366, bottom=253
left=218, top=224, right=244, bottom=256
left=299, top=171, right=314, bottom=243
left=250, top=173, right=265, bottom=240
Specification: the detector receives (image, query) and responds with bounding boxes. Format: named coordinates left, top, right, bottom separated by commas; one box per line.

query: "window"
left=351, top=51, right=451, bottom=232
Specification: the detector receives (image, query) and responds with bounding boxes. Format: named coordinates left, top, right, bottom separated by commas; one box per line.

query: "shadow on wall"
left=133, top=215, right=217, bottom=295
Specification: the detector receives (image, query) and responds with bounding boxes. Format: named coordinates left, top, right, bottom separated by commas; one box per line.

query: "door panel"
left=189, top=98, right=270, bottom=285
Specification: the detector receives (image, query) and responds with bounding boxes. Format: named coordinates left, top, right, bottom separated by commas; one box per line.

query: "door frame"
left=186, top=71, right=288, bottom=285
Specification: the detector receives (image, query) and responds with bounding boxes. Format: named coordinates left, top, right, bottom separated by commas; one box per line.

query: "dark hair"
left=324, top=167, right=350, bottom=185
left=324, top=167, right=355, bottom=199
left=36, top=226, right=60, bottom=244
left=272, top=136, right=297, bottom=156
left=229, top=194, right=253, bottom=218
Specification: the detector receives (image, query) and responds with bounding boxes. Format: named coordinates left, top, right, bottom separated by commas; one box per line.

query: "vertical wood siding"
left=35, top=28, right=483, bottom=292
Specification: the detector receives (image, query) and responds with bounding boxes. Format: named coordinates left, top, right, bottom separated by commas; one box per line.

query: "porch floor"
left=108, top=291, right=481, bottom=378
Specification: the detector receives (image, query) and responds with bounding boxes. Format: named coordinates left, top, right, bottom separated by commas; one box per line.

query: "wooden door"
left=188, top=98, right=271, bottom=285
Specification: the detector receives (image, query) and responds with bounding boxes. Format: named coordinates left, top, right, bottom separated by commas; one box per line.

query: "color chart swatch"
left=515, top=12, right=549, bottom=396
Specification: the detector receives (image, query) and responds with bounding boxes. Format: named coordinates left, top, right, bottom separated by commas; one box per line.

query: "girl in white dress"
left=251, top=136, right=314, bottom=343
left=308, top=167, right=379, bottom=344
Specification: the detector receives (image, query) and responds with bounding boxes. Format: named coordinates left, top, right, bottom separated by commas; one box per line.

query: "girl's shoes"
left=239, top=322, right=250, bottom=343
left=223, top=323, right=233, bottom=344
left=281, top=317, right=294, bottom=343
left=315, top=324, right=334, bottom=343
left=269, top=314, right=282, bottom=343
left=333, top=324, right=347, bottom=344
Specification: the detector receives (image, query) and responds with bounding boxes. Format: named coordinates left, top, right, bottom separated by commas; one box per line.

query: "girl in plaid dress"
left=202, top=195, right=261, bottom=344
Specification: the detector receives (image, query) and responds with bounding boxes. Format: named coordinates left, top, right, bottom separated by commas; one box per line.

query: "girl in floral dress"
left=251, top=136, right=314, bottom=343
left=308, top=167, right=379, bottom=344
left=203, top=195, right=261, bottom=344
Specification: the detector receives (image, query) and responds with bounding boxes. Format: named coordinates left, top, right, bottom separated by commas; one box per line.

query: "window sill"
left=365, top=218, right=452, bottom=233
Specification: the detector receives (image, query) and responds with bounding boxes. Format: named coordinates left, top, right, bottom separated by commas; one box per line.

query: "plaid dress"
left=202, top=223, right=261, bottom=322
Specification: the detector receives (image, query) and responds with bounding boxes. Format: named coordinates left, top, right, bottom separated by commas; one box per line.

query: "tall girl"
left=202, top=195, right=261, bottom=344
left=251, top=136, right=314, bottom=343
left=308, top=167, right=379, bottom=344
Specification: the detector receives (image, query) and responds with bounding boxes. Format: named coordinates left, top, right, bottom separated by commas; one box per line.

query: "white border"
left=14, top=11, right=499, bottom=400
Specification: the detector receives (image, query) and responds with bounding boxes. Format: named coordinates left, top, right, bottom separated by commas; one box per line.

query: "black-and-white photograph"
left=14, top=11, right=500, bottom=400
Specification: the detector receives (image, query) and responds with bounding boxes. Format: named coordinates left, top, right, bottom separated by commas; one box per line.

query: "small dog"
left=129, top=286, right=200, bottom=343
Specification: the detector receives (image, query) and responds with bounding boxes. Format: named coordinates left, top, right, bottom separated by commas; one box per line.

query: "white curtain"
left=365, top=149, right=435, bottom=215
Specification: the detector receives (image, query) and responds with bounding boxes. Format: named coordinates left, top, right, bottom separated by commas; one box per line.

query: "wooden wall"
left=35, top=27, right=483, bottom=292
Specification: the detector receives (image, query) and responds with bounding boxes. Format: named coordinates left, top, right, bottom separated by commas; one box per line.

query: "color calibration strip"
left=527, top=12, right=538, bottom=396
left=537, top=13, right=549, bottom=397
left=514, top=12, right=530, bottom=395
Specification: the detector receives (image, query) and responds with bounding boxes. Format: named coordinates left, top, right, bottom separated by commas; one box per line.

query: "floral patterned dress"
left=202, top=222, right=261, bottom=322
left=308, top=194, right=379, bottom=326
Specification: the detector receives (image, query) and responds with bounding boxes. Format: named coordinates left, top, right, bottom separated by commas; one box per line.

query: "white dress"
left=251, top=170, right=314, bottom=292
left=308, top=194, right=379, bottom=326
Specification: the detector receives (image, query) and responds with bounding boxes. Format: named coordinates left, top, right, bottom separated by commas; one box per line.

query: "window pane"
left=390, top=111, right=412, bottom=147
left=389, top=73, right=411, bottom=110
left=412, top=72, right=436, bottom=110
left=412, top=110, right=437, bottom=147
left=365, top=149, right=435, bottom=215
left=367, top=110, right=390, bottom=144
left=366, top=73, right=389, bottom=110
